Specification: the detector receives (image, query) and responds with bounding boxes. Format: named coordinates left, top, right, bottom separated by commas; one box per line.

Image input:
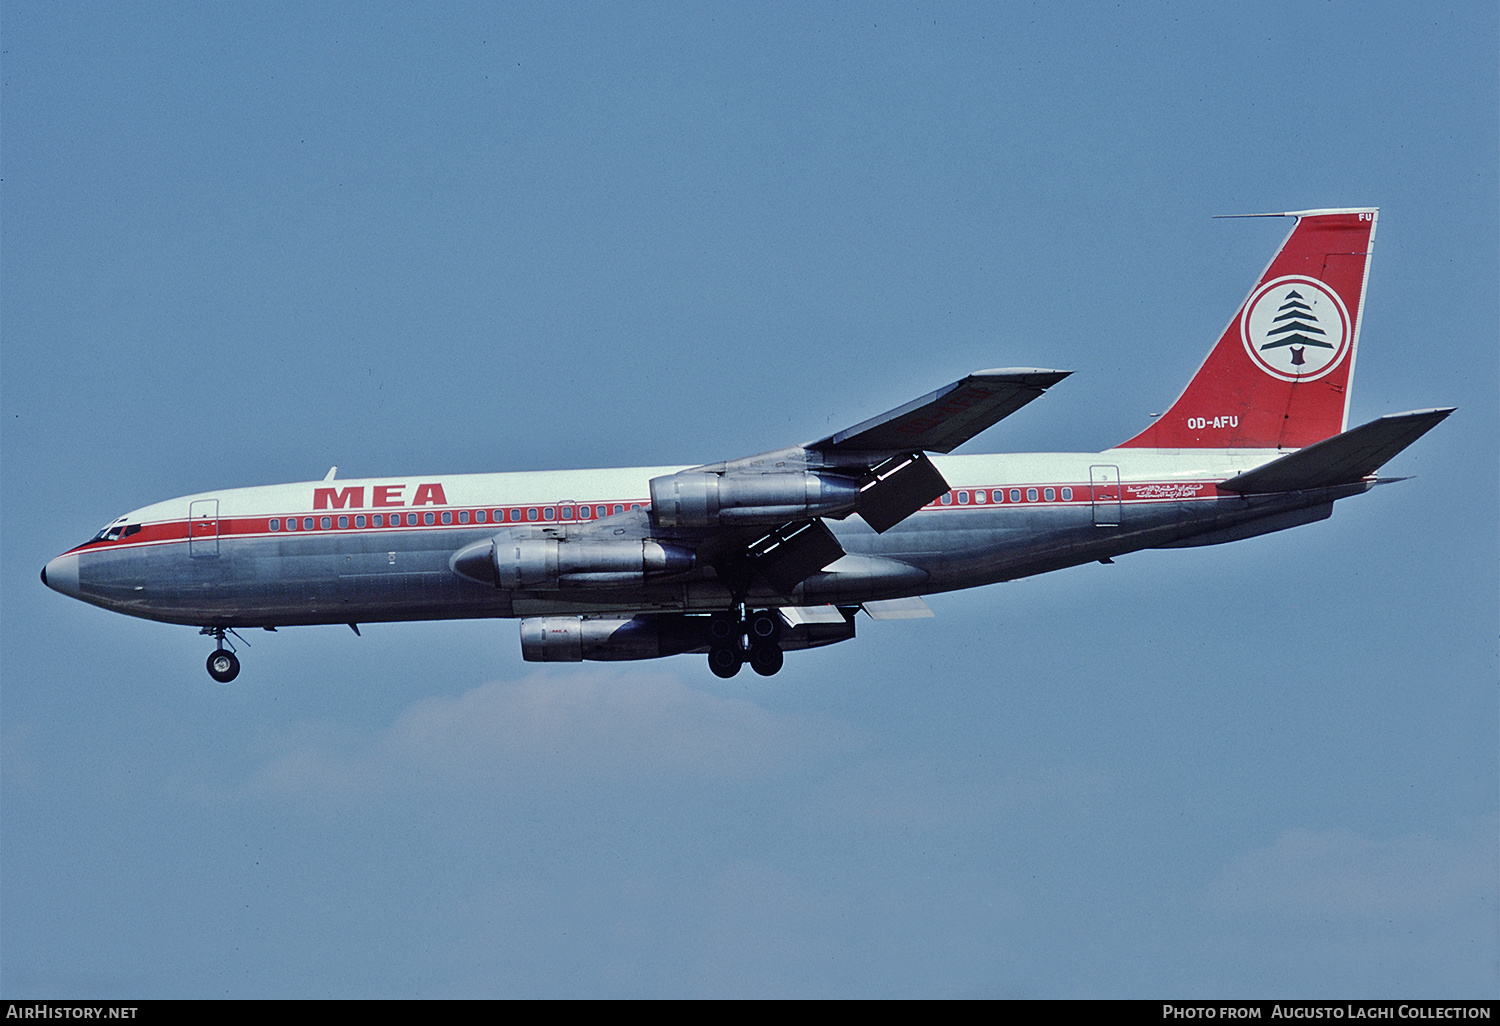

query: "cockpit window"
left=92, top=517, right=130, bottom=543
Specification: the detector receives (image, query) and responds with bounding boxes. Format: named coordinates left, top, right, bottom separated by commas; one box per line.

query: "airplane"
left=41, top=208, right=1452, bottom=683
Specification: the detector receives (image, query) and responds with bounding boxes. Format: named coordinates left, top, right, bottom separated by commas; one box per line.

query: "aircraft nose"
left=41, top=552, right=81, bottom=599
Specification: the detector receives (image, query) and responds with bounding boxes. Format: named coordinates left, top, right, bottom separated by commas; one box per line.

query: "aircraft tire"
left=748, top=610, right=782, bottom=644
left=749, top=643, right=784, bottom=676
left=206, top=649, right=240, bottom=684
left=708, top=644, right=742, bottom=679
left=708, top=614, right=737, bottom=643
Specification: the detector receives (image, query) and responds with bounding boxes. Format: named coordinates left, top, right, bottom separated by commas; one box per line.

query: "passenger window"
left=458, top=511, right=469, bottom=524
left=338, top=516, right=349, bottom=529
left=526, top=508, right=538, bottom=522
left=372, top=514, right=383, bottom=527
left=1044, top=488, right=1055, bottom=501
left=285, top=518, right=297, bottom=531
left=543, top=507, right=556, bottom=521
left=1026, top=489, right=1037, bottom=502
left=958, top=491, right=969, bottom=504
left=270, top=519, right=281, bottom=532
left=941, top=493, right=952, bottom=505
left=560, top=506, right=573, bottom=519
left=578, top=506, right=592, bottom=520
left=475, top=510, right=486, bottom=523
left=356, top=515, right=367, bottom=528
left=1062, top=487, right=1073, bottom=501
left=441, top=512, right=452, bottom=525
left=423, top=512, right=435, bottom=525
left=512, top=509, right=523, bottom=522
left=407, top=513, right=419, bottom=526
left=1009, top=489, right=1020, bottom=503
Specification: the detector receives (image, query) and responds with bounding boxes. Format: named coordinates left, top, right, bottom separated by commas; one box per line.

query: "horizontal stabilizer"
left=812, top=369, right=1070, bottom=454
left=1217, top=409, right=1453, bottom=494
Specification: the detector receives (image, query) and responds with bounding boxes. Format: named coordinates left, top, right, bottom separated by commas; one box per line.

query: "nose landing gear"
left=206, top=648, right=240, bottom=684
left=706, top=607, right=785, bottom=678
left=200, top=626, right=244, bottom=683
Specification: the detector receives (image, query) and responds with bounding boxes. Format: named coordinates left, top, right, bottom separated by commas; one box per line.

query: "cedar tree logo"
left=1240, top=275, right=1352, bottom=381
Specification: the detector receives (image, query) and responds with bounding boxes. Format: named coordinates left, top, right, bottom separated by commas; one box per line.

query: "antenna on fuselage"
left=324, top=466, right=337, bottom=481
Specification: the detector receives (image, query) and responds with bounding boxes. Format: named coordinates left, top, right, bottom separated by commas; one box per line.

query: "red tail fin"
left=1117, top=208, right=1377, bottom=450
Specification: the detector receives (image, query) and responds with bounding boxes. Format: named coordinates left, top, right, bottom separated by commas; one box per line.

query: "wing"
left=810, top=369, right=1071, bottom=454
left=455, top=369, right=1070, bottom=601
left=645, top=368, right=1070, bottom=595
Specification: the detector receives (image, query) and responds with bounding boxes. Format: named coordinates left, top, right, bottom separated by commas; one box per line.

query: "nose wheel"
left=200, top=626, right=244, bottom=683
left=706, top=608, right=785, bottom=678
left=206, top=648, right=240, bottom=684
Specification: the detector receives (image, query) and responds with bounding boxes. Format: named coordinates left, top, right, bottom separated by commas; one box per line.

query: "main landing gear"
left=707, top=607, right=784, bottom=679
left=200, top=626, right=242, bottom=683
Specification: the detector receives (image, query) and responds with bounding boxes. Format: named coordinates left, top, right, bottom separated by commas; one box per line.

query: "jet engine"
left=649, top=470, right=862, bottom=528
left=520, top=615, right=707, bottom=661
left=519, top=611, right=857, bottom=662
left=450, top=536, right=695, bottom=589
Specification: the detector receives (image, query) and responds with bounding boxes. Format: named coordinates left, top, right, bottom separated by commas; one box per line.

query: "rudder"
left=1117, top=208, right=1377, bottom=450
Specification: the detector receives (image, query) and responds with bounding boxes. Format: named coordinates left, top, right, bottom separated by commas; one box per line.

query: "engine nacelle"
left=450, top=534, right=694, bottom=589
left=518, top=611, right=856, bottom=662
left=649, top=470, right=862, bottom=528
left=519, top=615, right=705, bottom=661
left=493, top=536, right=694, bottom=590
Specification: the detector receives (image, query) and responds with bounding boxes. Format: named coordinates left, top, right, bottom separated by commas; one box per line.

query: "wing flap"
left=861, top=597, right=935, bottom=620
left=1217, top=408, right=1454, bottom=494
left=811, top=369, right=1070, bottom=454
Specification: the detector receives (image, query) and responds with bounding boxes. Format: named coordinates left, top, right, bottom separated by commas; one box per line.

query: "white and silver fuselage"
left=42, top=449, right=1361, bottom=629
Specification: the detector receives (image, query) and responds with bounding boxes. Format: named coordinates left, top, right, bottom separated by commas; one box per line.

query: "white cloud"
left=251, top=668, right=852, bottom=797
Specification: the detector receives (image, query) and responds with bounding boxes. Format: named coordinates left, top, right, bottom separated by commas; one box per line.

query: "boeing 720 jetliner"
left=42, top=209, right=1451, bottom=682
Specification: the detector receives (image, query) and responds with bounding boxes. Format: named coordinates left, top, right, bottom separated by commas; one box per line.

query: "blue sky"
left=3, top=1, right=1495, bottom=998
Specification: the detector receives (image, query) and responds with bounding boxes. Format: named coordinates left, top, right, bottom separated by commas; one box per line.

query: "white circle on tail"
left=1240, top=275, right=1351, bottom=381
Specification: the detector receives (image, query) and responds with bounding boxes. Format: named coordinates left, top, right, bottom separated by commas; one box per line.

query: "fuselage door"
left=189, top=499, right=220, bottom=558
left=1090, top=465, right=1122, bottom=527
